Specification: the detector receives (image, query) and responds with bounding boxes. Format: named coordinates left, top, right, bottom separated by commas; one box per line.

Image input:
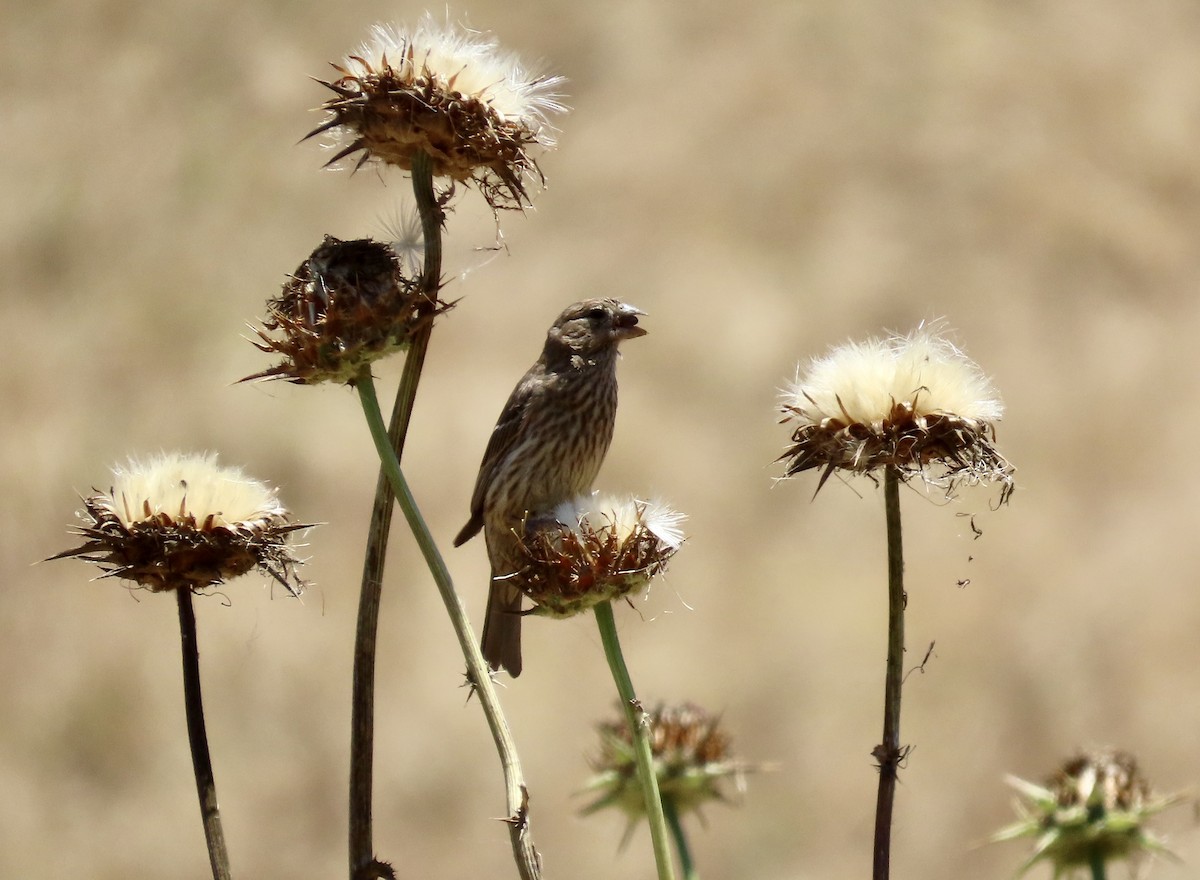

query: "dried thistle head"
left=508, top=494, right=684, bottom=618
left=245, top=236, right=449, bottom=385
left=50, top=453, right=308, bottom=596
left=992, top=749, right=1184, bottom=878
left=307, top=15, right=566, bottom=209
left=779, top=321, right=1014, bottom=498
left=581, top=702, right=752, bottom=826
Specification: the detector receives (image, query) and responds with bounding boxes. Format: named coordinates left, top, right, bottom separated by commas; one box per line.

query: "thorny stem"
left=357, top=372, right=542, bottom=880
left=662, top=798, right=697, bottom=880
left=593, top=602, right=677, bottom=880
left=348, top=150, right=442, bottom=880
left=872, top=467, right=906, bottom=880
left=176, top=588, right=234, bottom=880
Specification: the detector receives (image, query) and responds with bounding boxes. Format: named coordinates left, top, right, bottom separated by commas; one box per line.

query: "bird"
left=454, top=298, right=648, bottom=676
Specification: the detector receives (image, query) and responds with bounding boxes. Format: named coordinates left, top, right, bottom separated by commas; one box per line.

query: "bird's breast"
left=484, top=371, right=619, bottom=519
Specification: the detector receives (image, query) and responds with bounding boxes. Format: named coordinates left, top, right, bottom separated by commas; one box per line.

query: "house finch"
left=454, top=299, right=648, bottom=676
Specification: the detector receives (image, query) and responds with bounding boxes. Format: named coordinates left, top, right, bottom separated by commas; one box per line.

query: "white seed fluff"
left=550, top=493, right=687, bottom=550
left=346, top=15, right=565, bottom=139
left=787, top=322, right=1004, bottom=426
left=100, top=452, right=288, bottom=530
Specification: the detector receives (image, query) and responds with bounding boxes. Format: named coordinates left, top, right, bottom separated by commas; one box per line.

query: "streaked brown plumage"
left=454, top=299, right=647, bottom=676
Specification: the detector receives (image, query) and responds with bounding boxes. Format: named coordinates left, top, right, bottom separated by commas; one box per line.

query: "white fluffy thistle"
left=308, top=14, right=567, bottom=208
left=510, top=493, right=686, bottom=618
left=779, top=322, right=1014, bottom=495
left=51, top=452, right=308, bottom=595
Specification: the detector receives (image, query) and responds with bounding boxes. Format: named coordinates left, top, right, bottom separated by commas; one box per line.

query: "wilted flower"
left=581, top=702, right=751, bottom=826
left=992, top=749, right=1184, bottom=878
left=50, top=452, right=307, bottom=596
left=307, top=14, right=566, bottom=209
left=245, top=235, right=449, bottom=385
left=508, top=494, right=684, bottom=618
left=779, top=322, right=1014, bottom=497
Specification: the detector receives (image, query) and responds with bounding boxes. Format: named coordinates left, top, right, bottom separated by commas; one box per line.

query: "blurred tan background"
left=5, top=0, right=1200, bottom=877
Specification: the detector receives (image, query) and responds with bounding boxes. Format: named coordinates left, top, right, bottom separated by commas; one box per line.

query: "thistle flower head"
left=508, top=494, right=685, bottom=618
left=992, top=749, right=1184, bottom=878
left=245, top=235, right=450, bottom=385
left=308, top=14, right=567, bottom=209
left=581, top=702, right=751, bottom=824
left=50, top=453, right=308, bottom=596
left=779, top=322, right=1014, bottom=497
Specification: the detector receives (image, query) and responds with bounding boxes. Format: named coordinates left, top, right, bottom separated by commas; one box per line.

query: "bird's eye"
left=584, top=306, right=607, bottom=321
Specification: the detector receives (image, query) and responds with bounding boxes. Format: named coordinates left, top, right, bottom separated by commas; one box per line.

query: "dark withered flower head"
left=507, top=493, right=684, bottom=619
left=779, top=321, right=1014, bottom=498
left=581, top=702, right=751, bottom=825
left=50, top=453, right=308, bottom=596
left=245, top=235, right=450, bottom=385
left=992, top=748, right=1184, bottom=878
left=306, top=14, right=567, bottom=210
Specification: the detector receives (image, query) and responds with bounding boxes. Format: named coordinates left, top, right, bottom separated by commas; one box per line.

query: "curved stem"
left=348, top=149, right=443, bottom=880
left=593, top=602, right=676, bottom=880
left=662, top=798, right=697, bottom=880
left=872, top=467, right=906, bottom=880
left=176, top=588, right=233, bottom=880
left=357, top=373, right=542, bottom=880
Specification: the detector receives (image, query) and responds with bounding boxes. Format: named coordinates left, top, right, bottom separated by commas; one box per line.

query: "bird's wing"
left=453, top=366, right=544, bottom=546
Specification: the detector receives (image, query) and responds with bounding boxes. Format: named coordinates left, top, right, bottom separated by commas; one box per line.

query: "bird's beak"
left=614, top=305, right=648, bottom=340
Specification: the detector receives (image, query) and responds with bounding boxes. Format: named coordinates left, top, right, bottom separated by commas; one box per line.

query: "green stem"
left=348, top=150, right=442, bottom=880
left=662, top=798, right=697, bottom=880
left=593, top=601, right=676, bottom=880
left=872, top=467, right=906, bottom=880
left=176, top=588, right=233, bottom=880
left=356, top=372, right=542, bottom=880
left=1089, top=851, right=1106, bottom=880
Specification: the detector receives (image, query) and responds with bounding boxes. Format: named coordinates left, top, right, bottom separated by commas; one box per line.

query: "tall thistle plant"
left=247, top=14, right=565, bottom=880
left=777, top=322, right=1014, bottom=880
left=51, top=453, right=309, bottom=880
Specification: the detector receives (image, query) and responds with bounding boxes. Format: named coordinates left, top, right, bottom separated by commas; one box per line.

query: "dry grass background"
left=5, top=0, right=1200, bottom=877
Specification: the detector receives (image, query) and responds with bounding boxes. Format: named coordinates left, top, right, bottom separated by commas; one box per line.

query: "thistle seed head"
left=245, top=236, right=448, bottom=385
left=308, top=15, right=566, bottom=209
left=508, top=494, right=684, bottom=619
left=50, top=453, right=308, bottom=596
left=779, top=321, right=1014, bottom=498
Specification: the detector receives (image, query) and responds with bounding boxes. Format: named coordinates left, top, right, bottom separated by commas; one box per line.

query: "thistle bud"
left=992, top=749, right=1184, bottom=877
left=581, top=702, right=751, bottom=823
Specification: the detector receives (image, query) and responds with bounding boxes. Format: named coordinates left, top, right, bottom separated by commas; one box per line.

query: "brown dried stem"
left=177, top=588, right=233, bottom=880
left=348, top=149, right=440, bottom=880
left=872, top=467, right=906, bottom=880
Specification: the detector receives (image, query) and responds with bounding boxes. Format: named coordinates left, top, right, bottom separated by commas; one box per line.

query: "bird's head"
left=547, top=299, right=647, bottom=355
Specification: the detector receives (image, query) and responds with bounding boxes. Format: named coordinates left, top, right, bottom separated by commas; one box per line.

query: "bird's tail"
left=481, top=578, right=523, bottom=677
